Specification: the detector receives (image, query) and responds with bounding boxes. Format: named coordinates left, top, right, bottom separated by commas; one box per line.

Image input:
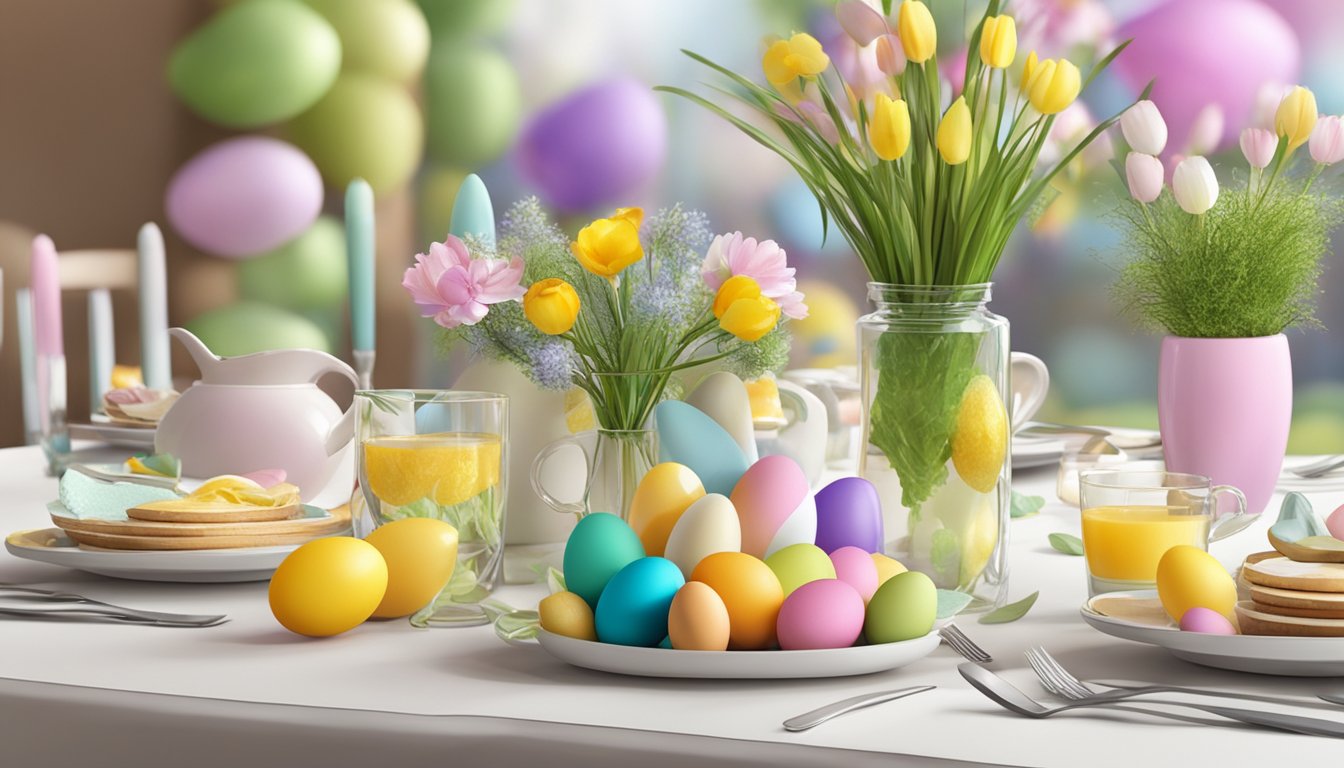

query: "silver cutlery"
left=0, top=584, right=227, bottom=626
left=1289, top=455, right=1344, bottom=479
left=782, top=685, right=936, bottom=732
left=961, top=662, right=1344, bottom=737
left=1025, top=648, right=1228, bottom=727
left=939, top=624, right=992, bottom=663
left=0, top=606, right=226, bottom=627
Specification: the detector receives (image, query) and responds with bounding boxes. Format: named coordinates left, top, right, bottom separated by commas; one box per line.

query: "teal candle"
left=345, top=179, right=376, bottom=352
left=449, top=174, right=495, bottom=250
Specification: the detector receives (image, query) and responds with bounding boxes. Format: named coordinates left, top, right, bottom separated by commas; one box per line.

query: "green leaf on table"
left=936, top=589, right=974, bottom=619
left=1048, top=532, right=1085, bottom=556
left=978, top=591, right=1039, bottom=624
left=1011, top=491, right=1045, bottom=519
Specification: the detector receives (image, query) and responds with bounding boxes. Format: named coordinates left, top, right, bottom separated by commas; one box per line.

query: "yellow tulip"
left=762, top=33, right=830, bottom=87
left=524, top=278, right=581, bottom=335
left=897, top=0, right=937, bottom=64
left=979, top=15, right=1017, bottom=69
left=713, top=275, right=763, bottom=318
left=1276, top=85, right=1317, bottom=150
left=1027, top=58, right=1079, bottom=115
left=612, top=206, right=643, bottom=231
left=571, top=213, right=644, bottom=278
left=870, top=93, right=911, bottom=161
left=936, top=96, right=972, bottom=165
left=715, top=277, right=782, bottom=342
left=1019, top=50, right=1038, bottom=91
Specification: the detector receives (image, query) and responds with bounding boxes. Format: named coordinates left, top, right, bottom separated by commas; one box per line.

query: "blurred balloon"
left=767, top=178, right=850, bottom=259
left=238, top=216, right=348, bottom=310
left=303, top=0, right=429, bottom=83
left=516, top=78, right=667, bottom=212
left=417, top=166, right=468, bottom=246
left=788, top=280, right=859, bottom=369
left=287, top=74, right=424, bottom=193
left=415, top=0, right=515, bottom=38
left=1114, top=0, right=1298, bottom=153
left=169, top=0, right=342, bottom=128
left=166, top=136, right=323, bottom=259
left=425, top=44, right=521, bottom=168
left=186, top=301, right=333, bottom=356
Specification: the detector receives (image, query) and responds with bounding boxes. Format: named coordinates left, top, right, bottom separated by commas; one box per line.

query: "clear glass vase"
left=532, top=428, right=660, bottom=521
left=857, top=283, right=1010, bottom=611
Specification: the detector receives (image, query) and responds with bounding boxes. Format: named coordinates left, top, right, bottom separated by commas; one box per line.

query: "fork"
left=939, top=624, right=992, bottom=663
left=1024, top=647, right=1225, bottom=727
left=0, top=584, right=227, bottom=626
left=1289, top=455, right=1344, bottom=479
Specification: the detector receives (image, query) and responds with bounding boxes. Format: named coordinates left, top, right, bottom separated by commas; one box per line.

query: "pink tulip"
left=1125, top=152, right=1163, bottom=203
left=874, top=34, right=906, bottom=76
left=702, top=232, right=808, bottom=319
left=835, top=0, right=889, bottom=46
left=1185, top=103, right=1224, bottom=154
left=1310, top=115, right=1344, bottom=165
left=402, top=234, right=526, bottom=329
left=1239, top=127, right=1276, bottom=170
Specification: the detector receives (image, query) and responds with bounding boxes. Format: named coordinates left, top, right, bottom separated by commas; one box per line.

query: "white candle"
left=88, top=288, right=115, bottom=413
left=15, top=289, right=39, bottom=443
left=137, top=222, right=170, bottom=389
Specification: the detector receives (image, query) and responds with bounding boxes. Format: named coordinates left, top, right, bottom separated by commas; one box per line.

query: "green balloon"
left=415, top=0, right=515, bottom=38
left=238, top=217, right=348, bottom=310
left=425, top=44, right=520, bottom=167
left=169, top=0, right=342, bottom=128
left=417, top=166, right=467, bottom=245
left=303, top=0, right=430, bottom=84
left=287, top=73, right=424, bottom=193
left=186, top=302, right=333, bottom=356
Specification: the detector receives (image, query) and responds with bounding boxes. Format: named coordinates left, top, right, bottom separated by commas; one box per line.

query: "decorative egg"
left=238, top=216, right=347, bottom=310
left=814, top=477, right=884, bottom=553
left=872, top=553, right=908, bottom=586
left=186, top=302, right=332, bottom=356
left=655, top=401, right=749, bottom=497
left=364, top=518, right=458, bottom=618
left=865, top=570, right=937, bottom=644
left=1329, top=503, right=1344, bottom=541
left=627, top=462, right=705, bottom=557
left=663, top=493, right=741, bottom=579
left=730, top=455, right=816, bottom=558
left=686, top=371, right=758, bottom=463
left=539, top=591, right=596, bottom=641
left=304, top=0, right=430, bottom=83
left=594, top=557, right=685, bottom=647
left=269, top=537, right=388, bottom=637
left=166, top=136, right=323, bottom=258
left=562, top=512, right=645, bottom=608
left=764, top=543, right=836, bottom=597
left=425, top=44, right=521, bottom=167
left=691, top=551, right=784, bottom=650
left=1179, top=605, right=1237, bottom=635
left=287, top=74, right=424, bottom=194
left=1156, top=545, right=1237, bottom=623
left=830, top=546, right=880, bottom=602
left=667, top=581, right=731, bottom=651
left=776, top=579, right=866, bottom=650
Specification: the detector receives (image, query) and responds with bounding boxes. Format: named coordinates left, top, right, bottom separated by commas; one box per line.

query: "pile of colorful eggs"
left=539, top=455, right=937, bottom=650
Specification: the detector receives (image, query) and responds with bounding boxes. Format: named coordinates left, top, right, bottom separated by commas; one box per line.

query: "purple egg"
left=514, top=78, right=667, bottom=212
left=814, top=476, right=884, bottom=553
left=1179, top=606, right=1237, bottom=635
left=166, top=136, right=323, bottom=259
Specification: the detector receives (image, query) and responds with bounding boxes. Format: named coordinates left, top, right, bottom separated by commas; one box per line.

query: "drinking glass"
left=355, top=390, right=507, bottom=627
left=1078, top=469, right=1251, bottom=596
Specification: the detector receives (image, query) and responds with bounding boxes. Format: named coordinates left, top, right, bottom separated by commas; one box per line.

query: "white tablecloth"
left=2, top=444, right=1342, bottom=767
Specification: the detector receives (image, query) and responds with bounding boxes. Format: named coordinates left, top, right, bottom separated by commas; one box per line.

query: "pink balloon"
left=1114, top=0, right=1299, bottom=154
left=166, top=136, right=323, bottom=259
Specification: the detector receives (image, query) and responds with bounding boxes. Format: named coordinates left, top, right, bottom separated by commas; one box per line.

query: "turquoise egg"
left=654, top=401, right=749, bottom=497
left=864, top=570, right=937, bottom=644
left=287, top=74, right=424, bottom=194
left=595, top=557, right=685, bottom=647
left=562, top=513, right=645, bottom=608
left=185, top=301, right=332, bottom=356
left=238, top=217, right=347, bottom=310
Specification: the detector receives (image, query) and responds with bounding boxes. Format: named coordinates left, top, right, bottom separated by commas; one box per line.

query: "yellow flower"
left=713, top=275, right=762, bottom=318
left=937, top=96, right=972, bottom=165
left=571, top=213, right=644, bottom=278
left=1027, top=58, right=1079, bottom=115
left=762, top=33, right=830, bottom=87
left=524, top=278, right=581, bottom=335
left=1019, top=50, right=1038, bottom=91
left=714, top=277, right=780, bottom=342
left=870, top=93, right=911, bottom=161
left=1276, top=85, right=1317, bottom=150
left=897, top=0, right=937, bottom=64
left=979, top=15, right=1017, bottom=69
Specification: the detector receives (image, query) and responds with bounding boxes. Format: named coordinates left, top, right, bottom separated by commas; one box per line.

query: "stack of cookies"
left=1237, top=551, right=1344, bottom=636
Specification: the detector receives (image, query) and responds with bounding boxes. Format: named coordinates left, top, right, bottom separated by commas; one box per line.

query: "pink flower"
left=835, top=0, right=888, bottom=46
left=1125, top=152, right=1163, bottom=203
left=1185, top=103, right=1224, bottom=155
left=702, top=232, right=808, bottom=320
left=402, top=234, right=525, bottom=329
left=1310, top=115, right=1344, bottom=165
left=1239, top=128, right=1276, bottom=170
left=775, top=100, right=842, bottom=145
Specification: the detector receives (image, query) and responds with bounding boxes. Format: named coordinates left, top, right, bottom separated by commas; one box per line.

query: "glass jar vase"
left=857, top=283, right=1010, bottom=611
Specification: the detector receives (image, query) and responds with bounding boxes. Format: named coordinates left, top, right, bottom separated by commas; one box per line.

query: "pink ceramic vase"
left=1158, top=335, right=1291, bottom=515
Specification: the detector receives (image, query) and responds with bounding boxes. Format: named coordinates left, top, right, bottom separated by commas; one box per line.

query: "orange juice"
left=1080, top=505, right=1210, bottom=582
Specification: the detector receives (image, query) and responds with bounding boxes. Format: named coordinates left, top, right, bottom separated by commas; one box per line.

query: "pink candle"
left=30, top=234, right=63, bottom=358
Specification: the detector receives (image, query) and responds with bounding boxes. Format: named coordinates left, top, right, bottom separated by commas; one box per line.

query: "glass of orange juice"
left=355, top=390, right=507, bottom=627
left=1078, top=469, right=1250, bottom=596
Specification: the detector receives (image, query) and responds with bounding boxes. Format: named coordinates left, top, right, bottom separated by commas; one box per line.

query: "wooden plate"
left=1248, top=581, right=1344, bottom=613
left=1240, top=555, right=1344, bottom=593
left=126, top=502, right=301, bottom=523
left=52, top=504, right=347, bottom=539
left=1236, top=601, right=1344, bottom=637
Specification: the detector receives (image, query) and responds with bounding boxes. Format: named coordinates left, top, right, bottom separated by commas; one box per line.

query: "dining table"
left=2, top=441, right=1343, bottom=768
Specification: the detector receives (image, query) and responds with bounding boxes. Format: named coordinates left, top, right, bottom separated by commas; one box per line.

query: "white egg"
left=686, top=371, right=758, bottom=464
left=664, top=493, right=742, bottom=578
left=764, top=493, right=817, bottom=558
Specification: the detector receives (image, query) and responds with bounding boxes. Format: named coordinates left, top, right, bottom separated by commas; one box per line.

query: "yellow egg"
left=364, top=518, right=458, bottom=619
left=690, top=552, right=783, bottom=650
left=539, top=591, right=597, bottom=641
left=268, top=537, right=388, bottom=637
left=627, top=462, right=705, bottom=557
left=950, top=375, right=1008, bottom=493
left=667, top=581, right=730, bottom=651
left=872, top=553, right=908, bottom=586
left=1156, top=545, right=1237, bottom=623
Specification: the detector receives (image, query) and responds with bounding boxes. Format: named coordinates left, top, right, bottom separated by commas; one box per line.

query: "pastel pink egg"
left=1328, top=503, right=1344, bottom=541
left=730, top=455, right=816, bottom=558
left=1179, top=606, right=1237, bottom=635
left=829, top=545, right=880, bottom=602
left=776, top=579, right=866, bottom=650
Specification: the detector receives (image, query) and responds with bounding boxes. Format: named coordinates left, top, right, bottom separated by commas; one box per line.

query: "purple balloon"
left=1114, top=0, right=1298, bottom=154
left=515, top=78, right=667, bottom=212
left=166, top=136, right=323, bottom=259
left=814, top=477, right=884, bottom=554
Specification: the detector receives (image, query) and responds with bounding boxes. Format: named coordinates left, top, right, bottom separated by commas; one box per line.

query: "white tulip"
left=1171, top=156, right=1219, bottom=215
left=1120, top=99, right=1168, bottom=156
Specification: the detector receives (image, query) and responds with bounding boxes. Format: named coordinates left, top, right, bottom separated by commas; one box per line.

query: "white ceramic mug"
left=1010, top=352, right=1050, bottom=432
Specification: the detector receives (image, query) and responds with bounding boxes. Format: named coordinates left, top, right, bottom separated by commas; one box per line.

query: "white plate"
left=535, top=628, right=941, bottom=679
left=1012, top=436, right=1065, bottom=470
left=69, top=420, right=156, bottom=450
left=4, top=528, right=297, bottom=583
left=1081, top=590, right=1344, bottom=677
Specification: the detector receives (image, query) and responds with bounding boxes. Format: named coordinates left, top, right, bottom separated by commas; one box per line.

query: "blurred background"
left=1, top=0, right=1341, bottom=450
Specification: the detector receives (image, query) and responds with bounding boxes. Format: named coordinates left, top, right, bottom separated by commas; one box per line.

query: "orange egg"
left=690, top=551, right=783, bottom=649
left=667, top=581, right=730, bottom=651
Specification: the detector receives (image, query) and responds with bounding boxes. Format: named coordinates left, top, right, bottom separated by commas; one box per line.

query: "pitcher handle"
left=321, top=360, right=361, bottom=456
left=1208, top=484, right=1253, bottom=542
left=531, top=433, right=590, bottom=517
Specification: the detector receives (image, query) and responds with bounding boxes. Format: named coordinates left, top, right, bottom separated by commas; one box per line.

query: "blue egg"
left=655, top=401, right=749, bottom=497
left=563, top=513, right=645, bottom=609
left=595, top=557, right=685, bottom=647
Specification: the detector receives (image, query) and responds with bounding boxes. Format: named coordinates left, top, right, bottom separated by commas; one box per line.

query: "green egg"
left=185, top=301, right=332, bottom=356
left=864, top=570, right=937, bottom=644
left=562, top=513, right=645, bottom=609
left=238, top=217, right=348, bottom=310
left=169, top=0, right=342, bottom=128
left=303, top=0, right=429, bottom=83
left=417, top=166, right=468, bottom=245
left=765, top=543, right=836, bottom=597
left=416, top=0, right=515, bottom=38
left=287, top=74, right=424, bottom=194
left=424, top=44, right=521, bottom=167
